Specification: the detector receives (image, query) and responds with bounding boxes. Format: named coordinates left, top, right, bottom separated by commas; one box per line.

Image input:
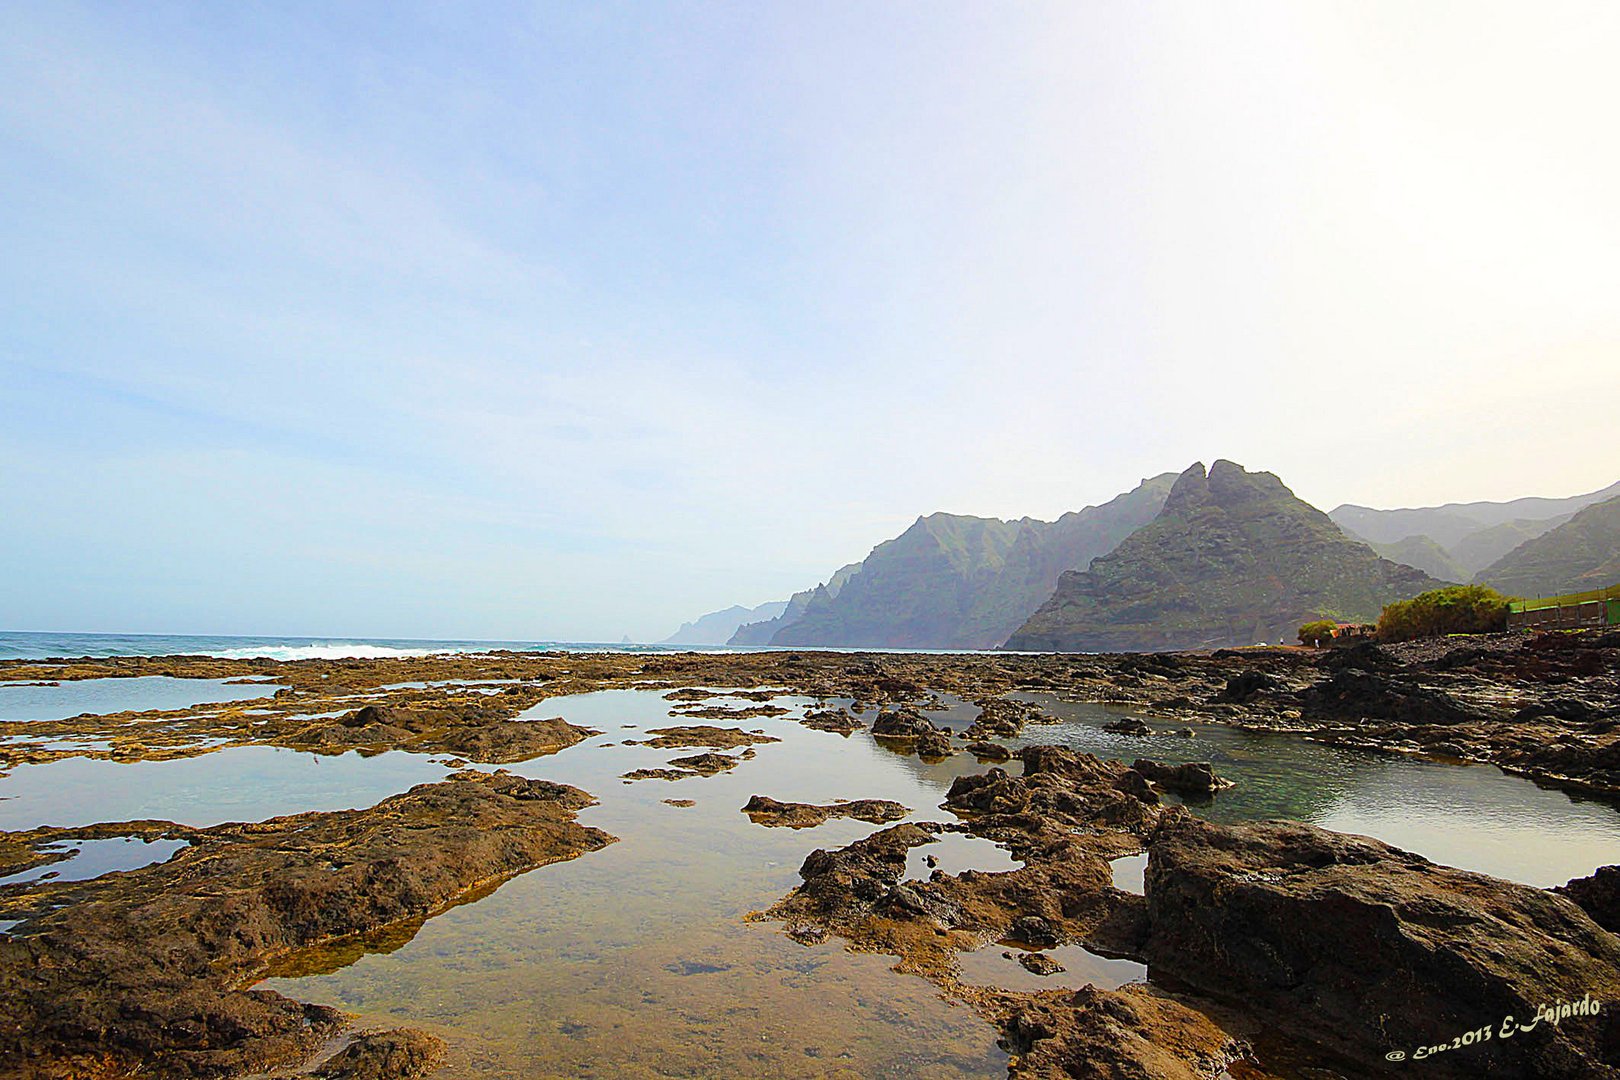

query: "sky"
left=2, top=2, right=1618, bottom=642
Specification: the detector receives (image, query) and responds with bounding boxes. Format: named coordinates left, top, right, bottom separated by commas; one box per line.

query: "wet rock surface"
left=1145, top=816, right=1620, bottom=1077
left=1130, top=759, right=1231, bottom=798
left=762, top=748, right=1275, bottom=1075
left=1556, top=864, right=1620, bottom=932
left=798, top=707, right=862, bottom=734
left=993, top=983, right=1251, bottom=1080
left=4, top=637, right=1619, bottom=1077
left=0, top=772, right=613, bottom=1078
left=5, top=633, right=1614, bottom=795
left=741, top=795, right=909, bottom=829
left=309, top=1029, right=446, bottom=1080
left=766, top=738, right=1620, bottom=1078
left=630, top=725, right=780, bottom=749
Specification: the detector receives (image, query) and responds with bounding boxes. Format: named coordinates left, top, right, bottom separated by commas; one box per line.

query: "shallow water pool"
left=0, top=746, right=451, bottom=830
left=0, top=676, right=286, bottom=722
left=1010, top=693, right=1620, bottom=887
left=0, top=836, right=190, bottom=887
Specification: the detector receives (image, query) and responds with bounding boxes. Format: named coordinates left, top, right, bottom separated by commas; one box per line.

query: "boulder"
left=1556, top=865, right=1620, bottom=933
left=1131, top=759, right=1231, bottom=798
left=871, top=706, right=939, bottom=739
left=314, top=1029, right=445, bottom=1079
left=1299, top=668, right=1484, bottom=726
left=1144, top=817, right=1620, bottom=1077
left=998, top=984, right=1250, bottom=1080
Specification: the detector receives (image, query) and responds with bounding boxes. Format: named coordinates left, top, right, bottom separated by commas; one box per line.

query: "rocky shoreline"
left=0, top=630, right=1616, bottom=1076
left=762, top=744, right=1619, bottom=1077
left=0, top=771, right=613, bottom=1078
left=3, top=630, right=1616, bottom=796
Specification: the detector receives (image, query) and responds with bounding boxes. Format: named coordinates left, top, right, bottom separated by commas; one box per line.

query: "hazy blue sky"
left=4, top=2, right=1618, bottom=641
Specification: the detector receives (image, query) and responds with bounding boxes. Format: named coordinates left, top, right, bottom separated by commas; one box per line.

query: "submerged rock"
left=1130, top=759, right=1231, bottom=798
left=314, top=1029, right=446, bottom=1080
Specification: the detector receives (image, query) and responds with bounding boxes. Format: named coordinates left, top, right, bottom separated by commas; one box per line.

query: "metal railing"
left=1508, top=582, right=1620, bottom=613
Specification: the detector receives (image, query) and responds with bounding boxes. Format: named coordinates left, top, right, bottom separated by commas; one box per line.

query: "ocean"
left=0, top=631, right=736, bottom=662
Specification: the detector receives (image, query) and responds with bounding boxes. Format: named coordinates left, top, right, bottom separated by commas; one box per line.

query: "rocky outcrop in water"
left=0, top=772, right=614, bottom=1078
left=995, top=984, right=1251, bottom=1080
left=741, top=795, right=909, bottom=829
left=1129, top=759, right=1230, bottom=798
left=286, top=703, right=596, bottom=764
left=313, top=1029, right=446, bottom=1079
left=1144, top=816, right=1620, bottom=1077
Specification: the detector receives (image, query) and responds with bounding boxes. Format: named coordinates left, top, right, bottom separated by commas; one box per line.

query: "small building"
left=1506, top=584, right=1620, bottom=631
left=1314, top=623, right=1375, bottom=648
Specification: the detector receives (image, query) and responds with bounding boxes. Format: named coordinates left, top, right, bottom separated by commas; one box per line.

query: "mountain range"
left=667, top=465, right=1620, bottom=653
left=1005, top=461, right=1442, bottom=652
left=732, top=475, right=1176, bottom=649
left=758, top=476, right=1179, bottom=650
left=1330, top=480, right=1620, bottom=578
left=1476, top=494, right=1620, bottom=598
left=661, top=601, right=790, bottom=646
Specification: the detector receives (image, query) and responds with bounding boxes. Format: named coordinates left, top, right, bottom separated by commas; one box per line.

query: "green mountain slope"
left=1006, top=461, right=1442, bottom=652
left=764, top=474, right=1178, bottom=649
left=1476, top=495, right=1620, bottom=597
left=1449, top=516, right=1572, bottom=576
left=1363, top=535, right=1467, bottom=583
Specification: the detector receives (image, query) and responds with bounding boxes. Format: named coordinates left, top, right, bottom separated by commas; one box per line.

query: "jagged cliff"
left=759, top=474, right=1178, bottom=649
left=662, top=601, right=789, bottom=645
left=1006, top=461, right=1442, bottom=652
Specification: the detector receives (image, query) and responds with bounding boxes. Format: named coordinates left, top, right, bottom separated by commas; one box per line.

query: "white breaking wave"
left=204, top=643, right=461, bottom=661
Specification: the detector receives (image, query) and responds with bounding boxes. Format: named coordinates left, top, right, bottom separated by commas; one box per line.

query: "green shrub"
left=1298, top=619, right=1338, bottom=647
left=1375, top=585, right=1510, bottom=643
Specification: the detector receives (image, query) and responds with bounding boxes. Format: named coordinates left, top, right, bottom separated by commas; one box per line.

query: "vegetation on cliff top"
left=1375, top=584, right=1510, bottom=643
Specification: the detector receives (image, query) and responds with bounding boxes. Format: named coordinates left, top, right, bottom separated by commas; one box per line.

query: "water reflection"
left=0, top=746, right=451, bottom=830
left=1011, top=693, right=1620, bottom=887
left=957, top=941, right=1146, bottom=993
left=0, top=836, right=190, bottom=887
left=904, top=831, right=1020, bottom=882
left=261, top=690, right=1012, bottom=1078
left=11, top=684, right=1618, bottom=1077
left=0, top=676, right=287, bottom=722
